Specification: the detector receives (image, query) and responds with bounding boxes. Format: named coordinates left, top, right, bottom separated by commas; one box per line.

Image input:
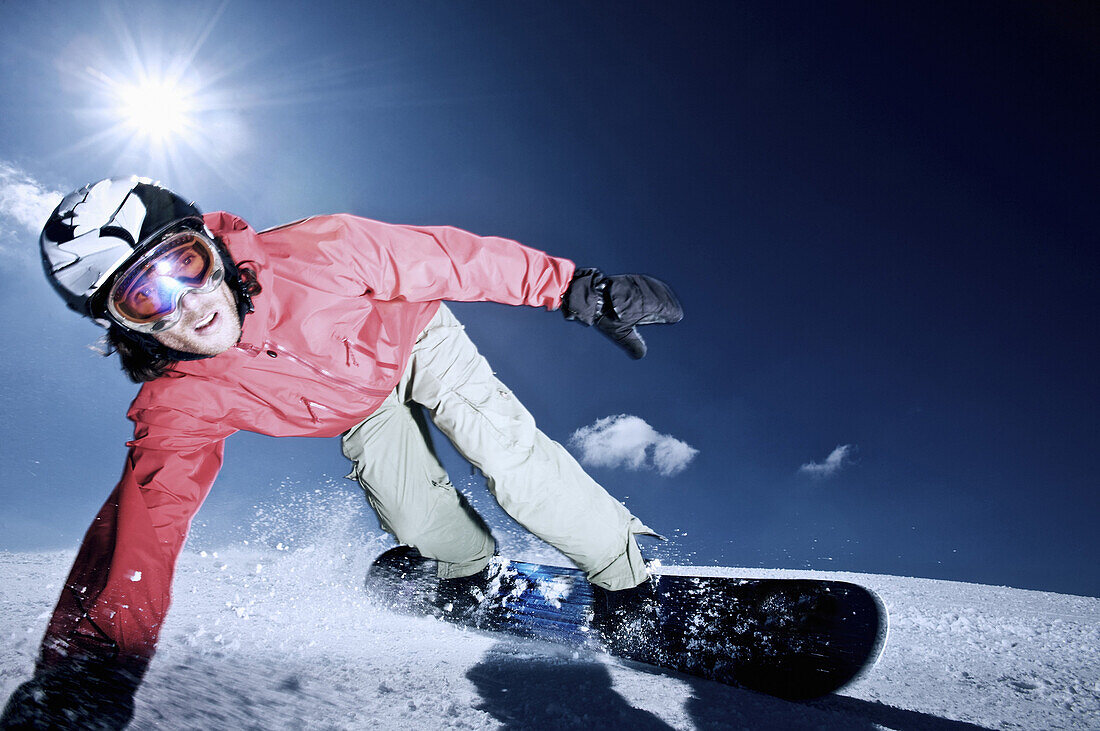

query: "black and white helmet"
left=40, top=176, right=206, bottom=319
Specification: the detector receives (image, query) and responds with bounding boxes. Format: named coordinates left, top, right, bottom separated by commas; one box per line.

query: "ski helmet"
left=40, top=176, right=206, bottom=320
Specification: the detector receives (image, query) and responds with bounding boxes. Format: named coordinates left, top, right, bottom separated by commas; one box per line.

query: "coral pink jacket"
left=38, top=212, right=575, bottom=672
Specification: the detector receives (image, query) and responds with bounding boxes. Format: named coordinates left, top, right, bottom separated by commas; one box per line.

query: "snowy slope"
left=1, top=492, right=1097, bottom=730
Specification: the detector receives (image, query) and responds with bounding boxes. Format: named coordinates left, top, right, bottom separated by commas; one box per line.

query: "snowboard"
left=366, top=546, right=888, bottom=700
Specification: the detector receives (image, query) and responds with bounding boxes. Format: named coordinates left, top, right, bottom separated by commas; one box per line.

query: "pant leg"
left=406, top=304, right=656, bottom=590
left=342, top=386, right=495, bottom=580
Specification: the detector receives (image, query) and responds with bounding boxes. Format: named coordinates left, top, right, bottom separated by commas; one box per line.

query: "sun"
left=114, top=76, right=195, bottom=143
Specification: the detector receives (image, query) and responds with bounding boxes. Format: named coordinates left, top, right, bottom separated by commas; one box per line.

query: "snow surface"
left=1, top=487, right=1097, bottom=730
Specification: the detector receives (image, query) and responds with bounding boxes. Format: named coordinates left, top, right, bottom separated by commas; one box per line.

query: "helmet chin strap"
left=222, top=248, right=256, bottom=319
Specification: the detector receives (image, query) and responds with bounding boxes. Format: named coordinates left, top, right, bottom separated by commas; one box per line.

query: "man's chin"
left=154, top=319, right=241, bottom=357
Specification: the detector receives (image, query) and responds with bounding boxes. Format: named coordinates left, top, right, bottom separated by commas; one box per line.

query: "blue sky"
left=0, top=1, right=1096, bottom=597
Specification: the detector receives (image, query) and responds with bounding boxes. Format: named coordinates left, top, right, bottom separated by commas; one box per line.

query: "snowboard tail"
left=367, top=547, right=887, bottom=700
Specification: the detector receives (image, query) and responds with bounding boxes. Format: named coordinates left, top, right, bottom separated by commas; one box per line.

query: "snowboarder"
left=1, top=176, right=682, bottom=728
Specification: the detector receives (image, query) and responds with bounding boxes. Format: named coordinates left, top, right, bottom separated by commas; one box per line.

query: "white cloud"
left=0, top=161, right=65, bottom=265
left=569, top=415, right=698, bottom=477
left=799, top=444, right=856, bottom=479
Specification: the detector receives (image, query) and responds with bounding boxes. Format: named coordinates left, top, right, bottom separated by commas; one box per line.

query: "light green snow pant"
left=341, top=303, right=654, bottom=590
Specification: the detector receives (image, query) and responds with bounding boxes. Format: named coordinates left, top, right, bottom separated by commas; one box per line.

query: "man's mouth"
left=193, top=312, right=218, bottom=332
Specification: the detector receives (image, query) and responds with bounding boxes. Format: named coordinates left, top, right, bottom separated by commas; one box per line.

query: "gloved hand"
left=561, top=268, right=683, bottom=359
left=0, top=657, right=144, bottom=730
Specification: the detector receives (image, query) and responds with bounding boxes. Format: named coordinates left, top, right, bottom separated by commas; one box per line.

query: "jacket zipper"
left=236, top=341, right=392, bottom=397
left=301, top=397, right=321, bottom=423
left=343, top=338, right=360, bottom=367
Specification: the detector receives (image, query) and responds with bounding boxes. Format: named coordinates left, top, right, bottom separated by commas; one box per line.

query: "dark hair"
left=104, top=242, right=261, bottom=383
left=107, top=329, right=176, bottom=383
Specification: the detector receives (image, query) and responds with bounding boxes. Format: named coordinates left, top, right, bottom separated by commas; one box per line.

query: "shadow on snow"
left=468, top=642, right=993, bottom=731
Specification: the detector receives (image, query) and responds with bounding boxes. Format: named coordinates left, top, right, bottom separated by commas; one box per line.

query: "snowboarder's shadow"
left=466, top=642, right=673, bottom=730
left=469, top=642, right=992, bottom=731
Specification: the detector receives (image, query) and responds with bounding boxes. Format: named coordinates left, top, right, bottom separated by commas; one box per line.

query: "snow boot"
left=434, top=558, right=502, bottom=623
left=589, top=578, right=664, bottom=664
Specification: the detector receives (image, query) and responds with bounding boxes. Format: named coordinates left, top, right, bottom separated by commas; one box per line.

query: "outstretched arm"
left=1, top=413, right=230, bottom=729
left=302, top=214, right=576, bottom=309
left=305, top=215, right=684, bottom=358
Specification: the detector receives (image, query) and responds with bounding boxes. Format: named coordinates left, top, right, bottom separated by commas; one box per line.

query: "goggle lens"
left=107, top=231, right=224, bottom=332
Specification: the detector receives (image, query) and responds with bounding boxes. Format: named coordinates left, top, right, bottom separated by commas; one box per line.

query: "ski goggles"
left=106, top=228, right=225, bottom=333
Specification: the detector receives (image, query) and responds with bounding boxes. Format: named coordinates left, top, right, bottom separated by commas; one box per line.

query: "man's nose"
left=179, top=289, right=201, bottom=312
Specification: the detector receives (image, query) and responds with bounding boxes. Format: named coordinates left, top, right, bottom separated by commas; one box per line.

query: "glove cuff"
left=562, top=268, right=607, bottom=326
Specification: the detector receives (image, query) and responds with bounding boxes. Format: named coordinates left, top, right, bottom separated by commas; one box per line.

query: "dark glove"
left=0, top=657, right=143, bottom=730
left=562, top=268, right=683, bottom=359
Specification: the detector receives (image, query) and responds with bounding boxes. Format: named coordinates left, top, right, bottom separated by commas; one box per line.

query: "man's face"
left=150, top=280, right=242, bottom=356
